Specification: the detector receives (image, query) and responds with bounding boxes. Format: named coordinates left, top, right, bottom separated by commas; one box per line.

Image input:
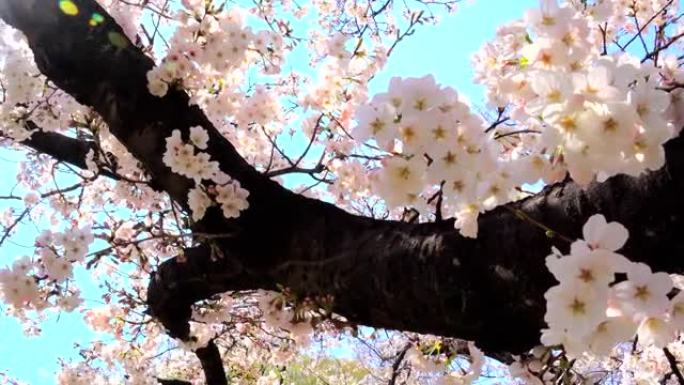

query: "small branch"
left=493, top=129, right=541, bottom=140
left=643, top=30, right=684, bottom=62
left=664, top=347, right=684, bottom=385
left=261, top=126, right=295, bottom=166
left=620, top=0, right=673, bottom=52
left=157, top=379, right=191, bottom=385
left=387, top=11, right=424, bottom=57
left=371, top=0, right=393, bottom=18
left=484, top=108, right=509, bottom=133
left=0, top=207, right=30, bottom=248
left=503, top=205, right=573, bottom=243
left=600, top=23, right=608, bottom=55
left=427, top=182, right=445, bottom=222
left=388, top=344, right=411, bottom=385
left=265, top=164, right=326, bottom=178
left=293, top=114, right=324, bottom=167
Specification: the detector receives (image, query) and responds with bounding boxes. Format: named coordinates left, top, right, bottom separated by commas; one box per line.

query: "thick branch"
left=4, top=0, right=684, bottom=359
left=149, top=135, right=684, bottom=355
left=17, top=125, right=121, bottom=180
left=196, top=340, right=229, bottom=385
left=22, top=128, right=94, bottom=169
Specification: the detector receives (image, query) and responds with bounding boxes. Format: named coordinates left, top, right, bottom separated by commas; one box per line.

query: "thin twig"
left=664, top=347, right=684, bottom=385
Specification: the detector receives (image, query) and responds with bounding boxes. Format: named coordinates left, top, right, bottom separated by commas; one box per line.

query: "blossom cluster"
left=162, top=127, right=223, bottom=183
left=353, top=75, right=537, bottom=237
left=616, top=343, right=684, bottom=384
left=257, top=291, right=316, bottom=347
left=473, top=0, right=678, bottom=185
left=144, top=0, right=399, bottom=186
left=348, top=0, right=684, bottom=236
left=542, top=214, right=684, bottom=356
left=144, top=2, right=295, bottom=172
left=0, top=23, right=85, bottom=141
left=0, top=227, right=91, bottom=311
left=146, top=3, right=284, bottom=98
left=300, top=41, right=385, bottom=113
left=163, top=126, right=249, bottom=221
left=405, top=341, right=484, bottom=385
left=0, top=256, right=40, bottom=309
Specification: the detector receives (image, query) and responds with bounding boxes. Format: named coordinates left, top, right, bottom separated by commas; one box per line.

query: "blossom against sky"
left=4, top=0, right=684, bottom=383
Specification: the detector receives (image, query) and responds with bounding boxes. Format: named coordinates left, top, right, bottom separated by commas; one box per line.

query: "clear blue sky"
left=0, top=1, right=536, bottom=383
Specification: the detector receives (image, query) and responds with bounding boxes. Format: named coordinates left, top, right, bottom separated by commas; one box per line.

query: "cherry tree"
left=1, top=0, right=684, bottom=383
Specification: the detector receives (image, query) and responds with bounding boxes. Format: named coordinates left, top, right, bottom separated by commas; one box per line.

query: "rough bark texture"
left=2, top=0, right=684, bottom=375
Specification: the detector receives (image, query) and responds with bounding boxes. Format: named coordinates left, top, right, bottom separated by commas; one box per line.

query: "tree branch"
left=3, top=121, right=141, bottom=184
left=389, top=344, right=411, bottom=385
left=157, top=379, right=192, bottom=385
left=664, top=347, right=684, bottom=385
left=195, top=340, right=228, bottom=385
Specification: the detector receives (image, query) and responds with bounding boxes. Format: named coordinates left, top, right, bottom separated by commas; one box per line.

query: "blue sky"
left=0, top=1, right=537, bottom=383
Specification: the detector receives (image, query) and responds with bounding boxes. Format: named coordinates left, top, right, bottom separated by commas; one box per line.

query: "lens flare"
left=88, top=12, right=104, bottom=27
left=58, top=0, right=79, bottom=16
left=107, top=31, right=129, bottom=49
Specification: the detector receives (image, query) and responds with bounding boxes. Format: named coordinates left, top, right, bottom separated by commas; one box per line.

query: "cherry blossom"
left=0, top=0, right=683, bottom=383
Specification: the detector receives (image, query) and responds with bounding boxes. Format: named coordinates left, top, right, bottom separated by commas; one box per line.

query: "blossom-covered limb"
left=150, top=133, right=684, bottom=356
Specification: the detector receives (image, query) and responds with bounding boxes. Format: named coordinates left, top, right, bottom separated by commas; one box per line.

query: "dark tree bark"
left=157, top=379, right=192, bottom=385
left=2, top=0, right=684, bottom=377
left=18, top=121, right=126, bottom=180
